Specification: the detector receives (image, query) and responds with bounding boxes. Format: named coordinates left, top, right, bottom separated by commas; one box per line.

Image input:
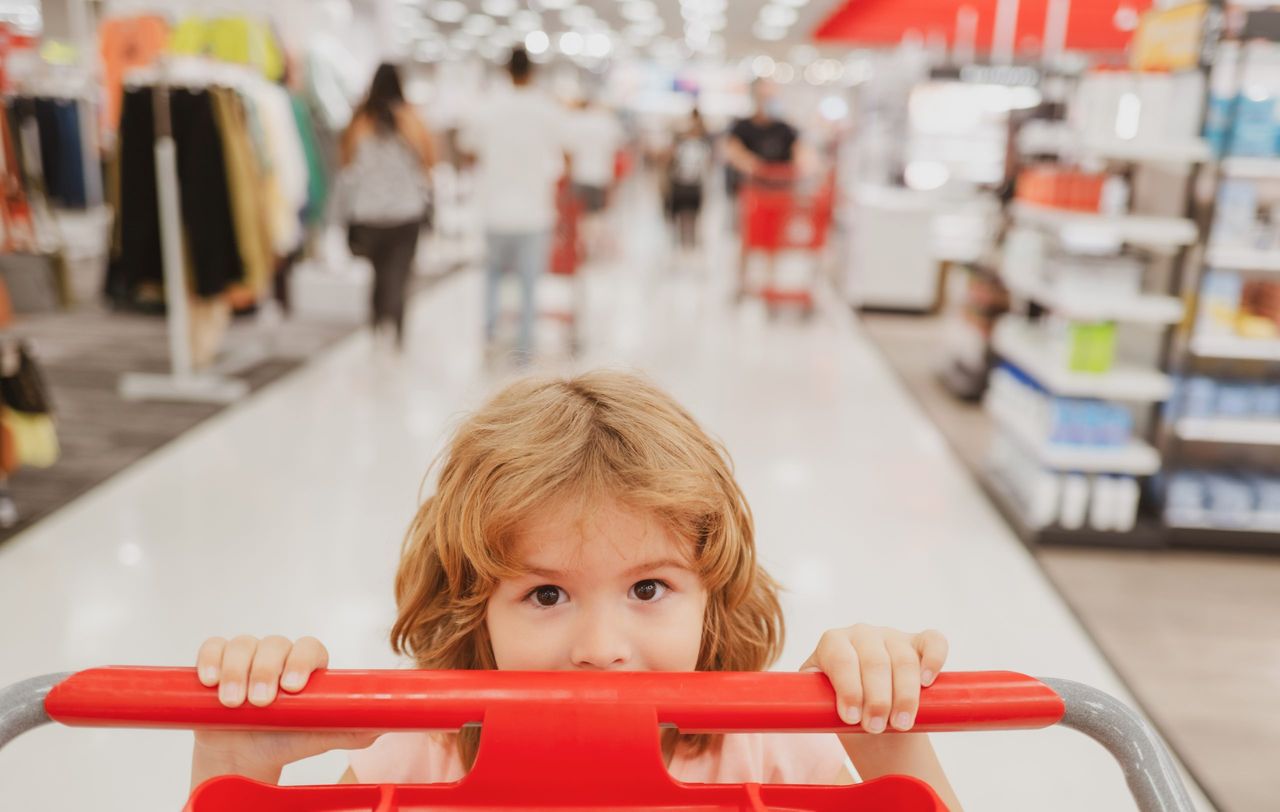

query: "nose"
left=569, top=607, right=632, bottom=670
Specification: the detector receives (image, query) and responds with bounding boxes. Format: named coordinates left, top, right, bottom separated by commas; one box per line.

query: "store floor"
left=862, top=312, right=1279, bottom=812
left=0, top=187, right=1211, bottom=810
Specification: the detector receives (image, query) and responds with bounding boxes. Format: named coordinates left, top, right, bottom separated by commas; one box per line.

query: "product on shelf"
left=990, top=366, right=1136, bottom=447
left=1015, top=165, right=1107, bottom=212
left=1195, top=270, right=1280, bottom=339
left=990, top=436, right=1143, bottom=531
left=1074, top=68, right=1204, bottom=147
left=1205, top=41, right=1280, bottom=158
left=1170, top=375, right=1280, bottom=420
left=1163, top=469, right=1280, bottom=530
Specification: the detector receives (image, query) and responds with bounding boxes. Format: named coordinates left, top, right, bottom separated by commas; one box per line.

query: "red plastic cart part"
left=46, top=668, right=1064, bottom=733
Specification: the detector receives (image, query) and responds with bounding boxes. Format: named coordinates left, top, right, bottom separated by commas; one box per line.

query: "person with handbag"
left=340, top=63, right=437, bottom=349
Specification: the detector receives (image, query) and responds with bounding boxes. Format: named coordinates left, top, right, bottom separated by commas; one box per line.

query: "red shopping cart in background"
left=738, top=166, right=836, bottom=317
left=547, top=176, right=585, bottom=355
left=2, top=668, right=1194, bottom=811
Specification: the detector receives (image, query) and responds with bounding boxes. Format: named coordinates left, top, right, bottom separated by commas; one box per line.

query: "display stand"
left=117, top=79, right=248, bottom=404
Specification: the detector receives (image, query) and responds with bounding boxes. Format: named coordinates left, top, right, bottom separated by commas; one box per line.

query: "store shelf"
left=1167, top=522, right=1280, bottom=552
left=1011, top=202, right=1199, bottom=247
left=1002, top=276, right=1185, bottom=324
left=1017, top=124, right=1211, bottom=163
left=987, top=395, right=1161, bottom=474
left=1175, top=417, right=1280, bottom=445
left=1221, top=155, right=1280, bottom=179
left=992, top=319, right=1175, bottom=401
left=977, top=463, right=1167, bottom=549
left=1190, top=334, right=1280, bottom=361
left=1204, top=244, right=1280, bottom=273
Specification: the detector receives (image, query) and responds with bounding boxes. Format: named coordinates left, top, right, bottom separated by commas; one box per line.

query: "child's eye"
left=525, top=585, right=567, bottom=608
left=629, top=579, right=670, bottom=602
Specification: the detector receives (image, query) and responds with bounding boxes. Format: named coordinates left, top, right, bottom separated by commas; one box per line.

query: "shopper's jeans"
left=484, top=229, right=550, bottom=362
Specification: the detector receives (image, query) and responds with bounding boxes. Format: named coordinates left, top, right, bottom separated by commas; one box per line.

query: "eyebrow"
left=521, top=558, right=693, bottom=579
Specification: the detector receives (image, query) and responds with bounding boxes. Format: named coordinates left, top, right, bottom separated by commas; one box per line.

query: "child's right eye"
left=526, top=585, right=567, bottom=608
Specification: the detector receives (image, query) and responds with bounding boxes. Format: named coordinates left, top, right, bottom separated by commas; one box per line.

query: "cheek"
left=645, top=590, right=707, bottom=671
left=485, top=600, right=561, bottom=670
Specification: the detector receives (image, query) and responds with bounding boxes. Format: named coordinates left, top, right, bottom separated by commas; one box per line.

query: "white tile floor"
left=0, top=184, right=1207, bottom=810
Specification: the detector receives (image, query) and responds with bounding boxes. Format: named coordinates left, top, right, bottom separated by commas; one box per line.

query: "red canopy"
left=813, top=0, right=1153, bottom=53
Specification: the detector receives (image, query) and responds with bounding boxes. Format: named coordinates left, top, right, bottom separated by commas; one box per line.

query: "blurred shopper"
left=724, top=79, right=799, bottom=197
left=666, top=108, right=711, bottom=251
left=460, top=48, right=570, bottom=365
left=341, top=63, right=437, bottom=349
left=567, top=95, right=624, bottom=260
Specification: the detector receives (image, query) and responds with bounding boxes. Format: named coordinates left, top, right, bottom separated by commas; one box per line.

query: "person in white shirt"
left=458, top=48, right=571, bottom=364
left=567, top=96, right=624, bottom=259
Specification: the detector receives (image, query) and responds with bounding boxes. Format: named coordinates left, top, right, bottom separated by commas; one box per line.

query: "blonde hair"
left=391, top=370, right=784, bottom=768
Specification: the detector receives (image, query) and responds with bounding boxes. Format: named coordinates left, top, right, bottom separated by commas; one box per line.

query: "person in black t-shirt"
left=724, top=80, right=799, bottom=197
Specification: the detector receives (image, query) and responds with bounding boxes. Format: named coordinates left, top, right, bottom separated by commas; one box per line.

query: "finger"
left=218, top=635, right=259, bottom=708
left=887, top=636, right=922, bottom=731
left=915, top=630, right=949, bottom=687
left=280, top=636, right=330, bottom=693
left=247, top=636, right=292, bottom=707
left=857, top=641, right=893, bottom=734
left=196, top=637, right=227, bottom=687
left=811, top=634, right=863, bottom=726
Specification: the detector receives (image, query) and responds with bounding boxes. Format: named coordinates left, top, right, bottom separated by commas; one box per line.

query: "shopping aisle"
left=0, top=185, right=1203, bottom=810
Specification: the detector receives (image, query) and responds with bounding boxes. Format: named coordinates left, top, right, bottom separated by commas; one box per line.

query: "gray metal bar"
left=0, top=673, right=68, bottom=752
left=1044, top=678, right=1196, bottom=812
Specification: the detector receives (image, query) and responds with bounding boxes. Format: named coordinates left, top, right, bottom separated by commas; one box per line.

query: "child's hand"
left=189, top=636, right=377, bottom=790
left=800, top=625, right=948, bottom=735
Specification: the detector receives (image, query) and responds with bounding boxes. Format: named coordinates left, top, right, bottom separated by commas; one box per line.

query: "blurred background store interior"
left=0, top=0, right=1277, bottom=810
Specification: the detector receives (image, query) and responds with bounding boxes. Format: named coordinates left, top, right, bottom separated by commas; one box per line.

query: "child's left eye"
left=629, top=579, right=670, bottom=602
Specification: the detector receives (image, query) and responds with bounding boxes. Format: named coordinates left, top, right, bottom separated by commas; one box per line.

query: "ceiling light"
left=627, top=18, right=664, bottom=37
left=463, top=14, right=496, bottom=36
left=536, top=0, right=575, bottom=9
left=511, top=10, right=542, bottom=32
left=773, top=62, right=795, bottom=83
left=449, top=31, right=474, bottom=50
left=562, top=6, right=596, bottom=28
left=482, top=0, right=517, bottom=15
left=525, top=29, right=550, bottom=54
left=759, top=5, right=798, bottom=28
left=753, top=22, right=786, bottom=41
left=429, top=0, right=467, bottom=24
left=585, top=32, right=613, bottom=58
left=559, top=31, right=585, bottom=55
left=751, top=54, right=776, bottom=77
left=621, top=1, right=658, bottom=22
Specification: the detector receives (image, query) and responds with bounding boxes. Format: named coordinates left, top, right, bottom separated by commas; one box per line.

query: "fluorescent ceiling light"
left=753, top=22, right=786, bottom=41
left=759, top=5, right=798, bottom=28
left=463, top=14, right=496, bottom=36
left=482, top=0, right=518, bottom=15
left=621, top=1, right=658, bottom=22
left=559, top=31, right=585, bottom=55
left=525, top=29, right=551, bottom=54
left=429, top=0, right=467, bottom=24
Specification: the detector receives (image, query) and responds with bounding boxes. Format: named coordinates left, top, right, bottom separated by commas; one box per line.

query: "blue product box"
left=1229, top=93, right=1279, bottom=157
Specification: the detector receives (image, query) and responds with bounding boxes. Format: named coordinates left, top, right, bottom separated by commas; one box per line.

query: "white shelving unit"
left=1001, top=276, right=1185, bottom=324
left=1011, top=202, right=1199, bottom=247
left=1017, top=122, right=1212, bottom=163
left=1190, top=335, right=1280, bottom=361
left=1204, top=244, right=1280, bottom=273
left=1221, top=155, right=1280, bottom=179
left=1175, top=417, right=1280, bottom=445
left=987, top=395, right=1162, bottom=475
left=992, top=318, right=1176, bottom=401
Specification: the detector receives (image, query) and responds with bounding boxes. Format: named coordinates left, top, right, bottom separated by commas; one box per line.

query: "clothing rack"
left=117, top=60, right=248, bottom=403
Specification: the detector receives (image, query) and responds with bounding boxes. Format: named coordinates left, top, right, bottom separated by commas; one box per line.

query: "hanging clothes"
left=170, top=87, right=244, bottom=297
left=99, top=15, right=170, bottom=135
left=170, top=16, right=285, bottom=82
left=0, top=340, right=57, bottom=470
left=0, top=100, right=36, bottom=253
left=210, top=86, right=272, bottom=296
left=291, top=92, right=329, bottom=228
left=32, top=97, right=88, bottom=209
left=106, top=86, right=162, bottom=303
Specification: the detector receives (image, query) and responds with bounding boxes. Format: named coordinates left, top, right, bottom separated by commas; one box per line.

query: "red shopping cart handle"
left=45, top=668, right=1064, bottom=732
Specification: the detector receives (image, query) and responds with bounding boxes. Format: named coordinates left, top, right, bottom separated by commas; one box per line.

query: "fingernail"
left=893, top=712, right=913, bottom=731
left=282, top=672, right=304, bottom=690
left=199, top=666, right=218, bottom=685
left=219, top=683, right=243, bottom=705
left=840, top=704, right=861, bottom=725
left=865, top=715, right=886, bottom=734
left=250, top=683, right=270, bottom=704
left=921, top=669, right=935, bottom=686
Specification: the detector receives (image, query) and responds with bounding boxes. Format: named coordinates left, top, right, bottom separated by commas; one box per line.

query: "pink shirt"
left=350, top=731, right=848, bottom=785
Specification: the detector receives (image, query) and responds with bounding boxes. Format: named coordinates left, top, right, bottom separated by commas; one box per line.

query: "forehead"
left=511, top=496, right=693, bottom=575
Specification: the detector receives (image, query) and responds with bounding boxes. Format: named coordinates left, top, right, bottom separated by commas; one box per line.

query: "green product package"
left=1067, top=321, right=1116, bottom=373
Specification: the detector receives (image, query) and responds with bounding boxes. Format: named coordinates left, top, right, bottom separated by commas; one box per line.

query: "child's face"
left=485, top=496, right=708, bottom=671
